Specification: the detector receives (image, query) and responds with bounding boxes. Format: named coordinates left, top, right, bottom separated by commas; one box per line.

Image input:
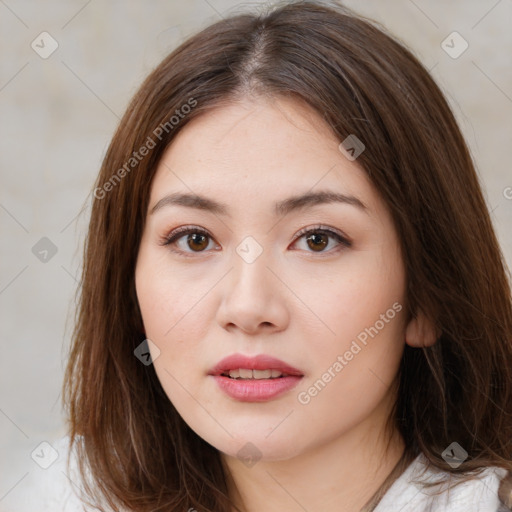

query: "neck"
left=222, top=399, right=407, bottom=512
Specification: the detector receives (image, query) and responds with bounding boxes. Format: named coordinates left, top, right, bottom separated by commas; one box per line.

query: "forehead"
left=160, top=95, right=342, bottom=167
left=149, top=96, right=381, bottom=216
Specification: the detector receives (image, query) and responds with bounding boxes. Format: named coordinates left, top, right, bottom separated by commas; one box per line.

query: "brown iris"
left=306, top=232, right=328, bottom=251
left=187, top=233, right=209, bottom=251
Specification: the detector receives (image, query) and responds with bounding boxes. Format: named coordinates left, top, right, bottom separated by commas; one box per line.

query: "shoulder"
left=9, top=436, right=95, bottom=512
left=374, top=452, right=511, bottom=512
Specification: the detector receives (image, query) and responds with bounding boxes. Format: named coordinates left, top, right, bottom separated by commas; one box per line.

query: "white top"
left=10, top=436, right=511, bottom=511
left=373, top=452, right=510, bottom=512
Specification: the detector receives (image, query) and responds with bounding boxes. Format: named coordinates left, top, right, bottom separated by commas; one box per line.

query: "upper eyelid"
left=162, top=224, right=351, bottom=249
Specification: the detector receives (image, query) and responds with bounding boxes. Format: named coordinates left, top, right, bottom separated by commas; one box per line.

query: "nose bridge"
left=216, top=233, right=288, bottom=333
left=230, top=234, right=273, bottom=299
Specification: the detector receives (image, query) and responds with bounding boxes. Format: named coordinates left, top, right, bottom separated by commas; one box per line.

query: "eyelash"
left=160, top=224, right=352, bottom=258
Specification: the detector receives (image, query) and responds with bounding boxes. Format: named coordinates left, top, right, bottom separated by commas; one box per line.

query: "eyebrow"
left=150, top=190, right=368, bottom=217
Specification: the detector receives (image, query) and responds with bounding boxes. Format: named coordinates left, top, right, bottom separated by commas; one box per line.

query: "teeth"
left=225, top=369, right=285, bottom=379
left=253, top=369, right=272, bottom=379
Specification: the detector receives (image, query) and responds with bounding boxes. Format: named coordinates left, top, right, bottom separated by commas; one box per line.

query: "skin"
left=135, top=95, right=435, bottom=512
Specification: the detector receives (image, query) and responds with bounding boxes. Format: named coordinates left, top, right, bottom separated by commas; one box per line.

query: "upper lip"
left=209, top=353, right=304, bottom=376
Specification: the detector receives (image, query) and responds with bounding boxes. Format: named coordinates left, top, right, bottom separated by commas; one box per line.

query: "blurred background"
left=1, top=0, right=511, bottom=505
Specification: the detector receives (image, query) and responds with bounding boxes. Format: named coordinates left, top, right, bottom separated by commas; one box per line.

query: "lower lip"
left=211, top=375, right=303, bottom=402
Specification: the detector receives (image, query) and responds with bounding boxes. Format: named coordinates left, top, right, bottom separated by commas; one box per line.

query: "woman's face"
left=135, top=95, right=408, bottom=462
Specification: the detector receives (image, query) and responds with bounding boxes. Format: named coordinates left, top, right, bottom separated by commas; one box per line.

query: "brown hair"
left=62, top=1, right=512, bottom=510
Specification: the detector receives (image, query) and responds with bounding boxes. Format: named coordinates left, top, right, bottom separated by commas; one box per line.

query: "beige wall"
left=0, top=0, right=510, bottom=505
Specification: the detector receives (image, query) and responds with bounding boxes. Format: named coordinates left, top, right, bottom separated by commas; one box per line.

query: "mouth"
left=209, top=354, right=304, bottom=402
left=220, top=368, right=292, bottom=379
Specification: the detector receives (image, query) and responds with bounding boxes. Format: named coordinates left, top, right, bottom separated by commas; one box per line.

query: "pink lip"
left=208, top=353, right=304, bottom=402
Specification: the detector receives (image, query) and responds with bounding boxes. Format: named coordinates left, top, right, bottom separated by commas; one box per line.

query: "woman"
left=46, top=1, right=512, bottom=511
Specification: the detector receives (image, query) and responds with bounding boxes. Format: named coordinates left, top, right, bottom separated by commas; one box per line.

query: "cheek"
left=136, top=263, right=209, bottom=414
left=291, top=247, right=406, bottom=406
left=290, top=248, right=405, bottom=348
left=135, top=247, right=218, bottom=399
left=136, top=247, right=209, bottom=342
left=292, top=301, right=405, bottom=451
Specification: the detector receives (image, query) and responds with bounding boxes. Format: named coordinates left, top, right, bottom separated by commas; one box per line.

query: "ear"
left=405, top=310, right=438, bottom=347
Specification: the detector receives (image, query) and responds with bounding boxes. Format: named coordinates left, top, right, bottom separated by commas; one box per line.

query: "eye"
left=161, top=226, right=218, bottom=256
left=292, top=225, right=352, bottom=255
left=161, top=224, right=351, bottom=257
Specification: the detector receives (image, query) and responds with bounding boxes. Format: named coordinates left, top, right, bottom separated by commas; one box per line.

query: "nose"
left=215, top=248, right=289, bottom=335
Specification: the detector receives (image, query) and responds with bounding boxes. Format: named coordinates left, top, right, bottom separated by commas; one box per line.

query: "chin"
left=190, top=417, right=307, bottom=462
